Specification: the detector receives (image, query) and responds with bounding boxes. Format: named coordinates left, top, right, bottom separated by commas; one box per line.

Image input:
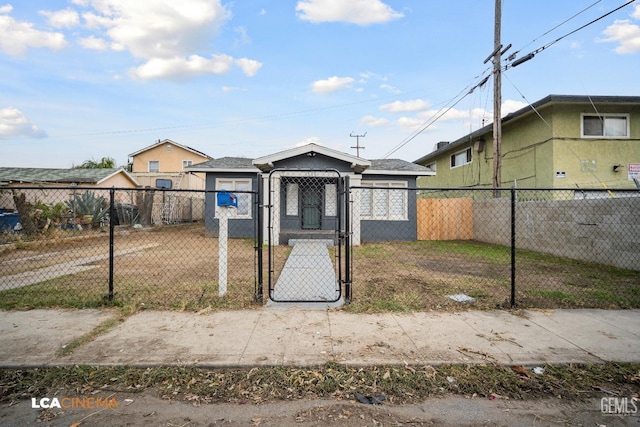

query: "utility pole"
left=350, top=132, right=366, bottom=157
left=492, top=0, right=502, bottom=195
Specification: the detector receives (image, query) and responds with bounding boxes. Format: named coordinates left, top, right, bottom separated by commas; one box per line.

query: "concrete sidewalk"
left=1, top=308, right=639, bottom=368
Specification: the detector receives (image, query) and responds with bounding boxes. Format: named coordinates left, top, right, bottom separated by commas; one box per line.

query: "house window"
left=450, top=148, right=472, bottom=168
left=155, top=179, right=172, bottom=189
left=182, top=160, right=193, bottom=170
left=216, top=179, right=252, bottom=218
left=360, top=181, right=408, bottom=221
left=286, top=183, right=298, bottom=216
left=582, top=114, right=629, bottom=138
left=325, top=183, right=337, bottom=216
left=148, top=161, right=160, bottom=172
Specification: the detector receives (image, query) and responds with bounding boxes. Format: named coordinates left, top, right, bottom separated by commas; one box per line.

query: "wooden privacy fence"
left=417, top=198, right=474, bottom=240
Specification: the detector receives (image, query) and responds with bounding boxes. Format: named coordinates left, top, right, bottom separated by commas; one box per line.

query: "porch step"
left=288, top=239, right=335, bottom=247
left=279, top=230, right=337, bottom=246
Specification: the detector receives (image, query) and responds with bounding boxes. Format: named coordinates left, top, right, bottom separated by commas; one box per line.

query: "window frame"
left=450, top=147, right=472, bottom=169
left=581, top=113, right=629, bottom=139
left=215, top=178, right=252, bottom=219
left=148, top=160, right=160, bottom=173
left=360, top=180, right=408, bottom=221
left=182, top=160, right=193, bottom=170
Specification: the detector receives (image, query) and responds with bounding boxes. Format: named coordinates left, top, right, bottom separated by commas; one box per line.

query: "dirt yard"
left=0, top=223, right=638, bottom=311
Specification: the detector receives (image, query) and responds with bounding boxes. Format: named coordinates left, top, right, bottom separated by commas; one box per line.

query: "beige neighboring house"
left=0, top=167, right=140, bottom=212
left=128, top=139, right=212, bottom=190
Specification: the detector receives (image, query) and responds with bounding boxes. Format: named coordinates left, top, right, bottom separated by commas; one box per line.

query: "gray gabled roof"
left=189, top=154, right=433, bottom=176
left=0, top=167, right=139, bottom=185
left=252, top=143, right=371, bottom=173
left=189, top=157, right=258, bottom=173
left=368, top=159, right=434, bottom=175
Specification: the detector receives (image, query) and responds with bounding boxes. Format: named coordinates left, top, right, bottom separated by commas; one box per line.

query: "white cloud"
left=82, top=0, right=230, bottom=59
left=311, top=76, right=354, bottom=93
left=0, top=107, right=47, bottom=139
left=78, top=35, right=108, bottom=50
left=397, top=116, right=432, bottom=132
left=130, top=54, right=235, bottom=80
left=380, top=99, right=430, bottom=113
left=386, top=99, right=526, bottom=134
left=73, top=0, right=262, bottom=80
left=223, top=86, right=247, bottom=92
left=40, top=8, right=80, bottom=28
left=501, top=100, right=528, bottom=116
left=600, top=18, right=640, bottom=54
left=235, top=57, right=263, bottom=76
left=296, top=0, right=403, bottom=25
left=360, top=114, right=390, bottom=127
left=0, top=9, right=67, bottom=55
left=379, top=83, right=401, bottom=94
left=233, top=26, right=251, bottom=46
left=416, top=108, right=474, bottom=122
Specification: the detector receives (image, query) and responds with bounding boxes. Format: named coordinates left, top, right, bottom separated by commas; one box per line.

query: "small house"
left=189, top=143, right=434, bottom=244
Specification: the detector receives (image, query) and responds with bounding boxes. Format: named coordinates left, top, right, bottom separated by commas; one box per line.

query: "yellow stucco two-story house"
left=128, top=139, right=212, bottom=190
left=414, top=95, right=640, bottom=192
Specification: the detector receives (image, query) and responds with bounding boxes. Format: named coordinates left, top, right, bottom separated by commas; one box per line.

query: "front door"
left=301, top=185, right=321, bottom=229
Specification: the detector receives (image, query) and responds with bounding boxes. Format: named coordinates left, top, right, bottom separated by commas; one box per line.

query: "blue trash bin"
left=0, top=212, right=21, bottom=232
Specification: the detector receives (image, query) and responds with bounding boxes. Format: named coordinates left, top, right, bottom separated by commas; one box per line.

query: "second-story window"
left=450, top=148, right=472, bottom=168
left=582, top=114, right=629, bottom=138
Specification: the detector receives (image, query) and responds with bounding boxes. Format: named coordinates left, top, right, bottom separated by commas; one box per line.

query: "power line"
left=507, top=0, right=638, bottom=69
left=54, top=86, right=439, bottom=138
left=510, top=0, right=603, bottom=58
left=381, top=73, right=491, bottom=159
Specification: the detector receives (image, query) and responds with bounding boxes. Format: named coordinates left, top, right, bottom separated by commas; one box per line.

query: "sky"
left=1, top=0, right=640, bottom=168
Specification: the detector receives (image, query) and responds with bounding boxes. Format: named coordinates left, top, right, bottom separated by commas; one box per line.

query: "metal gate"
left=266, top=169, right=351, bottom=303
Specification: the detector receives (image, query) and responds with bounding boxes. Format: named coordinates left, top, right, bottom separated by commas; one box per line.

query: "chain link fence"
left=1, top=186, right=638, bottom=311
left=349, top=186, right=639, bottom=311
left=0, top=187, right=260, bottom=310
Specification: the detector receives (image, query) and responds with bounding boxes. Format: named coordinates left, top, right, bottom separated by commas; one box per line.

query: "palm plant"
left=66, top=191, right=109, bottom=227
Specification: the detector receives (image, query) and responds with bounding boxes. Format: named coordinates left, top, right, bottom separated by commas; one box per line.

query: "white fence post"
left=218, top=206, right=231, bottom=297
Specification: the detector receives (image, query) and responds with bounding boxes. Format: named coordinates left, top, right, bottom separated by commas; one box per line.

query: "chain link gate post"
left=343, top=175, right=352, bottom=303
left=255, top=174, right=264, bottom=303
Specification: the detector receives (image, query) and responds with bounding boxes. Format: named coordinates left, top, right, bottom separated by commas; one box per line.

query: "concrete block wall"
left=473, top=196, right=640, bottom=271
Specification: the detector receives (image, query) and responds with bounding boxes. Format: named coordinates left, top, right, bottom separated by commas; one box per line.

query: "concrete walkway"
left=1, top=308, right=639, bottom=368
left=269, top=240, right=341, bottom=306
left=0, top=244, right=158, bottom=290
